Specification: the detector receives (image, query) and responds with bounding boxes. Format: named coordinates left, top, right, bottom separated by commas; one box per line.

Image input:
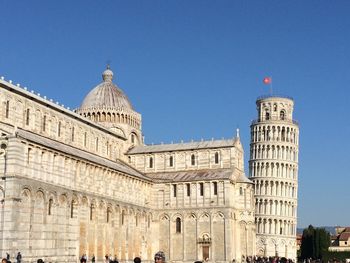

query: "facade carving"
left=0, top=68, right=298, bottom=263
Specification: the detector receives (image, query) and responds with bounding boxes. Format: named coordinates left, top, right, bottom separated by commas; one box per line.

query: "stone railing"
left=251, top=117, right=298, bottom=125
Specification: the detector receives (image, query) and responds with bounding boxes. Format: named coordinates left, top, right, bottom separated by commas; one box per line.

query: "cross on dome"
left=102, top=65, right=114, bottom=82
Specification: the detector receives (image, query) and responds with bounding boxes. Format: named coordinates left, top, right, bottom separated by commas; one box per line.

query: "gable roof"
left=147, top=168, right=252, bottom=184
left=128, top=138, right=238, bottom=154
left=15, top=128, right=150, bottom=181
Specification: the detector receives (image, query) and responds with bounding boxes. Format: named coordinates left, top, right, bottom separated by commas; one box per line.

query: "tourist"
left=154, top=251, right=165, bottom=263
left=16, top=253, right=21, bottom=263
left=91, top=255, right=95, bottom=263
left=134, top=257, right=141, bottom=263
left=80, top=254, right=87, bottom=263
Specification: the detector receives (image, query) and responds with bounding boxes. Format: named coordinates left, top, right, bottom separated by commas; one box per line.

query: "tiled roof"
left=339, top=232, right=350, bottom=241
left=16, top=129, right=150, bottom=181
left=147, top=168, right=252, bottom=184
left=128, top=138, right=238, bottom=154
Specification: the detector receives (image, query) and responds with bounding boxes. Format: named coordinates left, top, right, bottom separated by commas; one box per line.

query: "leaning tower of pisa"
left=249, top=95, right=299, bottom=260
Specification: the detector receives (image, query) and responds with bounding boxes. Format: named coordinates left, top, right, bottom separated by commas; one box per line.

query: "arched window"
left=42, top=115, right=47, bottom=132
left=200, top=183, right=204, bottom=196
left=176, top=217, right=181, bottom=233
left=214, top=152, right=219, bottom=164
left=131, top=133, right=135, bottom=143
left=5, top=100, right=9, bottom=118
left=71, top=200, right=75, bottom=218
left=25, top=109, right=30, bottom=125
left=149, top=157, right=153, bottom=168
left=169, top=156, right=174, bottom=167
left=281, top=128, right=286, bottom=141
left=213, top=182, right=218, bottom=195
left=90, top=204, right=94, bottom=221
left=107, top=208, right=111, bottom=223
left=58, top=121, right=61, bottom=137
left=71, top=127, right=75, bottom=142
left=280, top=110, right=285, bottom=120
left=186, top=183, right=191, bottom=196
left=265, top=110, right=270, bottom=120
left=27, top=148, right=32, bottom=165
left=191, top=154, right=196, bottom=166
left=274, top=104, right=277, bottom=111
left=121, top=210, right=125, bottom=225
left=48, top=199, right=53, bottom=215
left=96, top=137, right=99, bottom=151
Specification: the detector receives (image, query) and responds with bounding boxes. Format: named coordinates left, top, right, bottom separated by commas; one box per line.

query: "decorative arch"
left=21, top=187, right=32, bottom=202
left=159, top=213, right=170, bottom=221
left=199, top=212, right=210, bottom=221
left=213, top=211, right=225, bottom=220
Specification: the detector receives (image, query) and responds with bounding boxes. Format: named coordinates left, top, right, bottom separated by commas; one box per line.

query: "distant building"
left=329, top=227, right=350, bottom=252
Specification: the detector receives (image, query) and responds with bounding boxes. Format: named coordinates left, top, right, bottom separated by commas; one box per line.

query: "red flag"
left=263, top=77, right=272, bottom=84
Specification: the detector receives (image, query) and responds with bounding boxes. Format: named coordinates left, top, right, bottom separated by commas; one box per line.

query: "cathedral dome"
left=79, top=67, right=133, bottom=110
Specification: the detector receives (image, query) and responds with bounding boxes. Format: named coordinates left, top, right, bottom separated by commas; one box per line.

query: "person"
left=154, top=251, right=165, bottom=263
left=80, top=254, right=87, bottom=263
left=6, top=254, right=9, bottom=261
left=134, top=257, right=141, bottom=263
left=37, top=259, right=44, bottom=263
left=2, top=258, right=7, bottom=263
left=16, top=253, right=21, bottom=263
left=91, top=255, right=95, bottom=263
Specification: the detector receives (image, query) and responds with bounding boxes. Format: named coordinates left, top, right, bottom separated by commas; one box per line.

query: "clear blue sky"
left=1, top=1, right=349, bottom=228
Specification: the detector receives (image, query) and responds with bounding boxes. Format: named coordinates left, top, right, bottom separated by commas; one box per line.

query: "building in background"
left=329, top=227, right=350, bottom=252
left=249, top=96, right=299, bottom=259
left=0, top=67, right=256, bottom=263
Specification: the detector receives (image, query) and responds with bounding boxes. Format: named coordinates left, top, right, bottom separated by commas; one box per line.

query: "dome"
left=79, top=67, right=133, bottom=110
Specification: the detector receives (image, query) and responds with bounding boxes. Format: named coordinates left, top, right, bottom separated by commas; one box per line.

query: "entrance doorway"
left=202, top=246, right=209, bottom=261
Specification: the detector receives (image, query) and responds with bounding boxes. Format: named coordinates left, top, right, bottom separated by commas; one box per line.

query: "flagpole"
left=270, top=78, right=273, bottom=95
left=263, top=76, right=273, bottom=95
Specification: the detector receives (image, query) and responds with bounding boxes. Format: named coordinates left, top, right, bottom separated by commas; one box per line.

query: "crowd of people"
left=3, top=251, right=320, bottom=263
left=79, top=251, right=166, bottom=263
left=243, top=256, right=295, bottom=263
left=1, top=252, right=22, bottom=263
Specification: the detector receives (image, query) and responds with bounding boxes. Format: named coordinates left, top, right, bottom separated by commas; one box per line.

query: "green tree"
left=300, top=225, right=331, bottom=260
left=301, top=225, right=314, bottom=259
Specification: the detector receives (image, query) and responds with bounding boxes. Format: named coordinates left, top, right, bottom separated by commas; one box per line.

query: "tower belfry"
left=249, top=95, right=299, bottom=260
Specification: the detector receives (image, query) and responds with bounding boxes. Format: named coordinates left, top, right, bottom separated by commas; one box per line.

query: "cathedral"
left=0, top=67, right=298, bottom=263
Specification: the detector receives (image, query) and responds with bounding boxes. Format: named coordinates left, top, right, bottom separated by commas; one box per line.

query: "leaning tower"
left=249, top=95, right=299, bottom=260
